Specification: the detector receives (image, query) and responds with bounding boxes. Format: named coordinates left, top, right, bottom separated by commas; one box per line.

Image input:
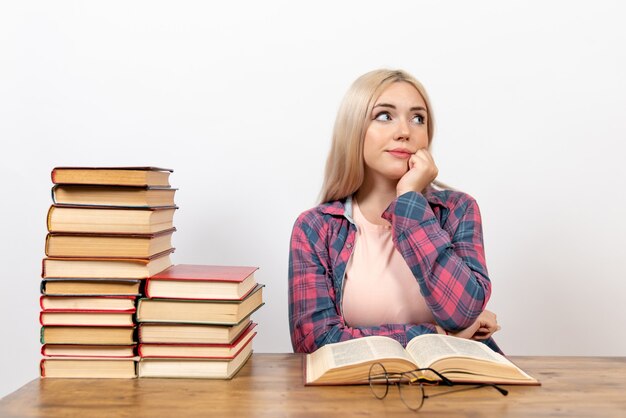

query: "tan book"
left=41, top=279, right=142, bottom=296
left=47, top=205, right=177, bottom=234
left=139, top=318, right=253, bottom=344
left=45, top=229, right=175, bottom=258
left=41, top=344, right=136, bottom=358
left=137, top=339, right=253, bottom=379
left=40, top=358, right=137, bottom=378
left=145, top=264, right=258, bottom=300
left=136, top=284, right=264, bottom=325
left=40, top=311, right=135, bottom=327
left=305, top=334, right=540, bottom=386
left=40, top=295, right=136, bottom=311
left=41, top=250, right=173, bottom=279
left=51, top=185, right=177, bottom=207
left=51, top=166, right=172, bottom=187
left=41, top=326, right=135, bottom=345
left=138, top=323, right=256, bottom=358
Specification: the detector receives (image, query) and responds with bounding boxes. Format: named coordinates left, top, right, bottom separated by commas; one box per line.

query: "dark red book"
left=138, top=322, right=257, bottom=359
left=145, top=264, right=258, bottom=300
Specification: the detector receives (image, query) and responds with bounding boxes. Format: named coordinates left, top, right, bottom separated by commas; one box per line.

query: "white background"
left=1, top=0, right=625, bottom=398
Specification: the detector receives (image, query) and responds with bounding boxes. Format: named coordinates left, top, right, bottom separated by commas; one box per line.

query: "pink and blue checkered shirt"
left=289, top=188, right=500, bottom=353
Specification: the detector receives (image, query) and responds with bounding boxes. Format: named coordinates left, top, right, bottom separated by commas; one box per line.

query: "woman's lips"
left=387, top=150, right=413, bottom=159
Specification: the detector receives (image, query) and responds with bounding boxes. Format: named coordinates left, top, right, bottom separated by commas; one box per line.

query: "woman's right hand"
left=396, top=148, right=438, bottom=196
left=450, top=310, right=500, bottom=341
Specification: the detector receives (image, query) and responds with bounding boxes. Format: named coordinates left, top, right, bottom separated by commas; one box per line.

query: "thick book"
left=138, top=318, right=253, bottom=344
left=40, top=311, right=135, bottom=327
left=45, top=229, right=175, bottom=258
left=41, top=344, right=136, bottom=358
left=47, top=205, right=177, bottom=234
left=137, top=338, right=253, bottom=379
left=41, top=326, right=136, bottom=345
left=51, top=166, right=172, bottom=187
left=51, top=185, right=177, bottom=207
left=305, top=334, right=540, bottom=386
left=138, top=323, right=256, bottom=358
left=40, top=295, right=136, bottom=311
left=40, top=358, right=137, bottom=378
left=41, top=249, right=173, bottom=279
left=145, top=264, right=258, bottom=300
left=136, top=284, right=264, bottom=325
left=41, top=279, right=142, bottom=296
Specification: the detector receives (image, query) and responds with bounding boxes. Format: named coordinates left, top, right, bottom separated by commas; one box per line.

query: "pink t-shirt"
left=342, top=199, right=435, bottom=327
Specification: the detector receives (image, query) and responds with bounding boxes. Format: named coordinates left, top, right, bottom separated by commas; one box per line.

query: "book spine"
left=50, top=185, right=57, bottom=204
left=40, top=327, right=45, bottom=344
left=46, top=206, right=54, bottom=233
left=40, top=359, right=46, bottom=378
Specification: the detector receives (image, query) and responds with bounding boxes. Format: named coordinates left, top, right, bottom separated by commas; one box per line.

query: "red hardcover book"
left=145, top=264, right=258, bottom=300
left=138, top=323, right=257, bottom=359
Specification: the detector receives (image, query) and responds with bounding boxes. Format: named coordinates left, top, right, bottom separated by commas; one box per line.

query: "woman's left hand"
left=449, top=310, right=501, bottom=341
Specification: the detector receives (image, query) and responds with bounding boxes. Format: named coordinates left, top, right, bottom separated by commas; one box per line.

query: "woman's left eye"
left=412, top=115, right=425, bottom=124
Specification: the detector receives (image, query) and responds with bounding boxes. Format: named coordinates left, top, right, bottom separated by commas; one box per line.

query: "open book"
left=305, top=334, right=539, bottom=385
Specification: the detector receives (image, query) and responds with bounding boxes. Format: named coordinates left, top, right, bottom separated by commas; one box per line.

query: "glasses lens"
left=368, top=363, right=389, bottom=399
left=398, top=376, right=425, bottom=411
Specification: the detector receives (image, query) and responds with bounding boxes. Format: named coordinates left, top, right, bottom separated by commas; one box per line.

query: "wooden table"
left=1, top=354, right=625, bottom=417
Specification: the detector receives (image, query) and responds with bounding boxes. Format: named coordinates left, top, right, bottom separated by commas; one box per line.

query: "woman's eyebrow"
left=373, top=103, right=427, bottom=112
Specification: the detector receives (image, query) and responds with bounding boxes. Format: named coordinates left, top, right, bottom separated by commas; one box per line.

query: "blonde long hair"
left=319, top=69, right=444, bottom=203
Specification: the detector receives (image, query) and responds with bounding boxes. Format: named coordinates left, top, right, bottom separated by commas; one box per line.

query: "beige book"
left=136, top=284, right=264, bottom=325
left=139, top=319, right=253, bottom=344
left=45, top=229, right=175, bottom=258
left=40, top=311, right=135, bottom=327
left=41, top=296, right=136, bottom=311
left=306, top=334, right=540, bottom=386
left=137, top=342, right=253, bottom=379
left=41, top=279, right=141, bottom=296
left=41, top=326, right=135, bottom=345
left=52, top=185, right=177, bottom=207
left=42, top=344, right=136, bottom=358
left=42, top=250, right=173, bottom=279
left=47, top=205, right=176, bottom=234
left=40, top=358, right=137, bottom=378
left=51, top=166, right=172, bottom=187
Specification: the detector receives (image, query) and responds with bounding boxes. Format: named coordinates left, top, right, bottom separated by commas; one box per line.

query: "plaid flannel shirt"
left=289, top=188, right=499, bottom=353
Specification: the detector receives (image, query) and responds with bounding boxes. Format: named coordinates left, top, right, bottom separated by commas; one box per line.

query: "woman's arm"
left=382, top=191, right=492, bottom=332
left=288, top=211, right=437, bottom=353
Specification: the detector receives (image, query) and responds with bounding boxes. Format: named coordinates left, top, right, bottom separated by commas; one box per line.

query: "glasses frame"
left=368, top=362, right=508, bottom=412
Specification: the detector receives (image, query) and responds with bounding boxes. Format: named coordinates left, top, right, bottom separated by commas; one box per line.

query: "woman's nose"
left=393, top=119, right=410, bottom=141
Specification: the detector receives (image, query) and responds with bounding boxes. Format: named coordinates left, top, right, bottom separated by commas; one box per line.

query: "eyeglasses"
left=368, top=362, right=508, bottom=412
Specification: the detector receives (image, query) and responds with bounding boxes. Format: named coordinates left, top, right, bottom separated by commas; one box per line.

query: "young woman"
left=289, top=69, right=500, bottom=353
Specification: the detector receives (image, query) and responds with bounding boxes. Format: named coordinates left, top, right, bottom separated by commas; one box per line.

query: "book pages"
left=406, top=334, right=508, bottom=368
left=328, top=336, right=414, bottom=369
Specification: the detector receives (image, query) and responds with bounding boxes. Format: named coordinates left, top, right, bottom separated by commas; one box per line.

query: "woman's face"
left=362, top=81, right=429, bottom=182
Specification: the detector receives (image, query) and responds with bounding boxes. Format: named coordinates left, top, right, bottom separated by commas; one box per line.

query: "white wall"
left=1, top=0, right=625, bottom=398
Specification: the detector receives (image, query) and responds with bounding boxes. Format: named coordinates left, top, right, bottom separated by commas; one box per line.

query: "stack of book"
left=39, top=167, right=177, bottom=378
left=136, top=264, right=264, bottom=379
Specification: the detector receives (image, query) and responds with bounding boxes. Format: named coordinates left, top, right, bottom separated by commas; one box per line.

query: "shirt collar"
left=319, top=186, right=447, bottom=217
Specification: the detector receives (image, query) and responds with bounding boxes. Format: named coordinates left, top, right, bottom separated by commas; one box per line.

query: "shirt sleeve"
left=382, top=191, right=491, bottom=332
left=288, top=210, right=438, bottom=354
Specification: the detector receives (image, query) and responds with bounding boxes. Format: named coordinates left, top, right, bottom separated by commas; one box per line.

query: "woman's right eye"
left=374, top=112, right=391, bottom=121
